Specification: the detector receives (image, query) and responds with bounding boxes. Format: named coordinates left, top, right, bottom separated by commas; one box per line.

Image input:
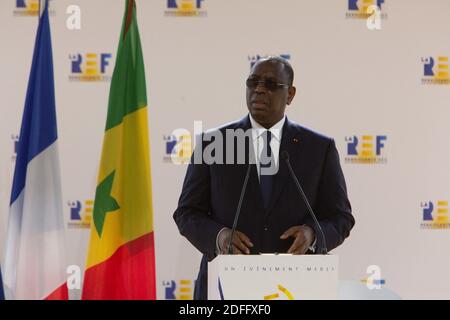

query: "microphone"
left=281, top=151, right=328, bottom=254
left=227, top=163, right=252, bottom=254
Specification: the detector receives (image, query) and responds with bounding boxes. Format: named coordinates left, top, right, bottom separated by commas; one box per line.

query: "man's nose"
left=254, top=81, right=267, bottom=93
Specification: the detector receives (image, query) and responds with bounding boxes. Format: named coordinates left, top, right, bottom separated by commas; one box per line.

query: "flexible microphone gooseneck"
left=281, top=151, right=328, bottom=254
left=227, top=163, right=252, bottom=254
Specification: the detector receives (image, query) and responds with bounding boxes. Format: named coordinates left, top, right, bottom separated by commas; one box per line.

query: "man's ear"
left=287, top=86, right=296, bottom=105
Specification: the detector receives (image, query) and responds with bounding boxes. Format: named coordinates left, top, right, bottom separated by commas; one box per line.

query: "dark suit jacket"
left=173, top=115, right=355, bottom=300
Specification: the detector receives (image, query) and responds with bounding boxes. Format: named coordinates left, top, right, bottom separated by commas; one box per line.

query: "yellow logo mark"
left=82, top=200, right=94, bottom=224
left=178, top=280, right=193, bottom=300
left=264, top=285, right=295, bottom=300
left=435, top=200, right=449, bottom=224
left=15, top=0, right=40, bottom=16
left=435, top=57, right=449, bottom=80
left=27, top=0, right=39, bottom=11
left=172, top=0, right=203, bottom=17
left=178, top=134, right=192, bottom=160
left=170, top=133, right=192, bottom=164
left=179, top=0, right=196, bottom=11
left=358, top=0, right=377, bottom=14
left=359, top=135, right=374, bottom=158
left=84, top=53, right=99, bottom=76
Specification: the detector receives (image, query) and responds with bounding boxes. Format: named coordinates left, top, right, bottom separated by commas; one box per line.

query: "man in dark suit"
left=174, top=56, right=355, bottom=300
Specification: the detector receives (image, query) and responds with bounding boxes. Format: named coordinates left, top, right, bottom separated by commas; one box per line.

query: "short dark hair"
left=254, top=56, right=294, bottom=86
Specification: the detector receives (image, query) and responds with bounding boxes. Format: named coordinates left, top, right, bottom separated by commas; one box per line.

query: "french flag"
left=3, top=1, right=68, bottom=300
left=0, top=268, right=4, bottom=300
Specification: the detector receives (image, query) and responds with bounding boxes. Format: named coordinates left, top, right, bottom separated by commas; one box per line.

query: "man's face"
left=246, top=60, right=296, bottom=129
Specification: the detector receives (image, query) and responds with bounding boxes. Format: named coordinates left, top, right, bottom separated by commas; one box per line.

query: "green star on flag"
left=93, top=171, right=120, bottom=237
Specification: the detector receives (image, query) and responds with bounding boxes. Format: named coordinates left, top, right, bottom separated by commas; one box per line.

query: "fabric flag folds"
left=3, top=0, right=68, bottom=300
left=82, top=0, right=157, bottom=299
left=0, top=268, right=4, bottom=300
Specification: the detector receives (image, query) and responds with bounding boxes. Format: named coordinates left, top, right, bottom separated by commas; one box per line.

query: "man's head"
left=246, top=56, right=296, bottom=129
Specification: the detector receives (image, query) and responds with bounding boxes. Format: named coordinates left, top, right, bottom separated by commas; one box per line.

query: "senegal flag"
left=82, top=0, right=156, bottom=299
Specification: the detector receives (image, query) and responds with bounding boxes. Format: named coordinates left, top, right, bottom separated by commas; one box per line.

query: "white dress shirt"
left=249, top=114, right=285, bottom=179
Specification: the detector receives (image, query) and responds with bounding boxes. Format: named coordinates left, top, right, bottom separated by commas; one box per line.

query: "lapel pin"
left=293, top=138, right=299, bottom=143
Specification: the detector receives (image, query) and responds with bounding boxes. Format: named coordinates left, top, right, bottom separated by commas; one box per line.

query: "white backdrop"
left=1, top=0, right=450, bottom=299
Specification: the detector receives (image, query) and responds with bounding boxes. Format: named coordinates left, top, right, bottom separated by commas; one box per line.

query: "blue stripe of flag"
left=10, top=0, right=57, bottom=205
left=0, top=267, right=4, bottom=300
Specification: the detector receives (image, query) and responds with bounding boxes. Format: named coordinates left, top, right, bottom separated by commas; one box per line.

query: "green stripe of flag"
left=106, top=0, right=147, bottom=131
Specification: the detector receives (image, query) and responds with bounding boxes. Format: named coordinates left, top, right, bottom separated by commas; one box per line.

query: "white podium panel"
left=208, top=255, right=338, bottom=300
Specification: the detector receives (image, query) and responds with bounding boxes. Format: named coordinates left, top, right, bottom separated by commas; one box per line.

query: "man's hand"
left=280, top=225, right=315, bottom=254
left=218, top=229, right=253, bottom=254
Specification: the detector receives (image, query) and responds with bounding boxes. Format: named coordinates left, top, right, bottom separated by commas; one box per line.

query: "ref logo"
left=421, top=201, right=450, bottom=229
left=68, top=199, right=94, bottom=229
left=421, top=56, right=450, bottom=85
left=345, top=0, right=387, bottom=20
left=165, top=0, right=207, bottom=17
left=248, top=54, right=291, bottom=69
left=11, top=134, right=19, bottom=161
left=14, top=0, right=39, bottom=16
left=14, top=0, right=54, bottom=16
left=345, top=135, right=387, bottom=164
left=361, top=265, right=386, bottom=290
left=163, top=280, right=193, bottom=300
left=264, top=284, right=295, bottom=300
left=69, top=53, right=112, bottom=82
left=163, top=129, right=193, bottom=164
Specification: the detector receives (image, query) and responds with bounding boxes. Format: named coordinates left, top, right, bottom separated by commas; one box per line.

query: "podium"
left=208, top=254, right=338, bottom=300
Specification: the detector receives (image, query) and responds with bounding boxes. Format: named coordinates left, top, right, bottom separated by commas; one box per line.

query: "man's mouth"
left=251, top=99, right=268, bottom=107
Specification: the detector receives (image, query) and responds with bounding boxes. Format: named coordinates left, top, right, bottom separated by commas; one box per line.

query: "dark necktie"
left=260, top=131, right=275, bottom=208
